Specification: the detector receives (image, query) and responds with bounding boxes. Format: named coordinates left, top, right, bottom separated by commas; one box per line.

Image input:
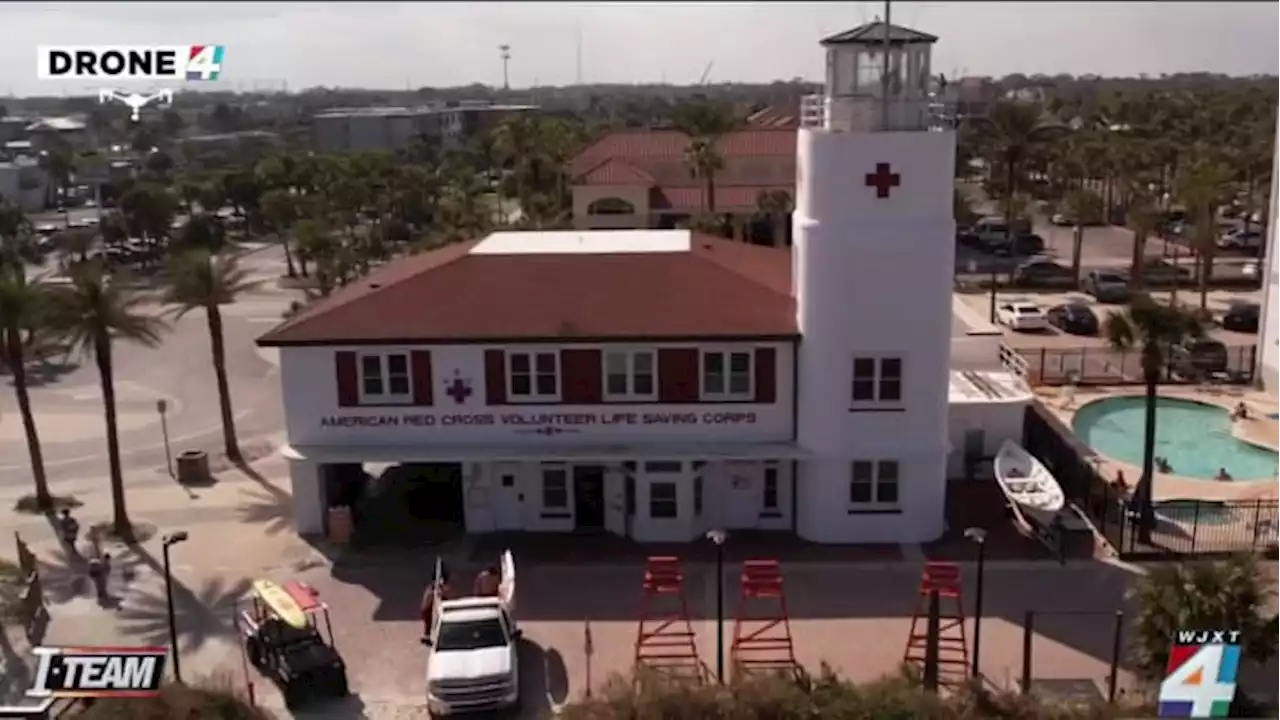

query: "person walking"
left=58, top=509, right=80, bottom=556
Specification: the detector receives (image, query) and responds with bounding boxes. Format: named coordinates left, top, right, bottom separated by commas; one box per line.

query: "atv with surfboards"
left=235, top=578, right=349, bottom=710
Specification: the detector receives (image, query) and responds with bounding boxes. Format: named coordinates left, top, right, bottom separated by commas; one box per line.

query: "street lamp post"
left=964, top=527, right=988, bottom=680
left=706, top=529, right=728, bottom=684
left=156, top=400, right=173, bottom=477
left=162, top=531, right=189, bottom=683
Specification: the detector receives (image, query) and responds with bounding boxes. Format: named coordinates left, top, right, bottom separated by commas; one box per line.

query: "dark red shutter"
left=484, top=350, right=507, bottom=405
left=411, top=350, right=433, bottom=405
left=561, top=349, right=602, bottom=404
left=335, top=351, right=358, bottom=407
left=754, top=347, right=776, bottom=403
left=657, top=348, right=700, bottom=403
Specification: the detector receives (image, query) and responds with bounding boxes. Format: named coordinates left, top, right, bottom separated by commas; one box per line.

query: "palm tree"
left=0, top=266, right=54, bottom=510
left=50, top=261, right=167, bottom=539
left=684, top=136, right=724, bottom=214
left=1176, top=152, right=1231, bottom=310
left=1060, top=188, right=1103, bottom=285
left=1102, top=295, right=1206, bottom=541
left=260, top=188, right=300, bottom=277
left=973, top=101, right=1066, bottom=246
left=163, top=251, right=258, bottom=463
left=1124, top=184, right=1162, bottom=288
left=0, top=200, right=39, bottom=271
left=755, top=190, right=793, bottom=248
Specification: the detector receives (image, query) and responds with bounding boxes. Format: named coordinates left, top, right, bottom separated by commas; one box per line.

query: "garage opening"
left=347, top=462, right=466, bottom=547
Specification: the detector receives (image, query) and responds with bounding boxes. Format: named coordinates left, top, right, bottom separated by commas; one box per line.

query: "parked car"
left=1081, top=271, right=1131, bottom=303
left=990, top=232, right=1046, bottom=257
left=1220, top=301, right=1260, bottom=333
left=1216, top=228, right=1263, bottom=252
left=996, top=301, right=1048, bottom=332
left=1130, top=259, right=1191, bottom=285
left=1046, top=303, right=1099, bottom=336
left=1168, top=338, right=1230, bottom=377
left=1011, top=258, right=1073, bottom=286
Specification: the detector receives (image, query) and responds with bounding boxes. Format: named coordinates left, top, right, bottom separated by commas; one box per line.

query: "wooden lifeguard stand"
left=903, top=562, right=969, bottom=685
left=634, top=556, right=703, bottom=682
left=730, top=559, right=799, bottom=681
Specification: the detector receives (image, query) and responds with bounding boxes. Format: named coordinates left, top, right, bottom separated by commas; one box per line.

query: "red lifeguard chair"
left=634, top=556, right=703, bottom=682
left=903, top=562, right=969, bottom=684
left=730, top=559, right=799, bottom=681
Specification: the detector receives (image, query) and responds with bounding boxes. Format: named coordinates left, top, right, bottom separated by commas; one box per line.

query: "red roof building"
left=569, top=127, right=797, bottom=236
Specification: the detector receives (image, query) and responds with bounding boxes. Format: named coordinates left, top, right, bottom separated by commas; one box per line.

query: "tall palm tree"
left=260, top=188, right=300, bottom=277
left=1124, top=184, right=1163, bottom=288
left=163, top=251, right=258, bottom=463
left=50, top=261, right=167, bottom=539
left=1060, top=188, right=1103, bottom=285
left=684, top=136, right=724, bottom=214
left=1176, top=152, right=1231, bottom=310
left=1102, top=295, right=1206, bottom=541
left=973, top=101, right=1066, bottom=246
left=0, top=200, right=39, bottom=271
left=0, top=267, right=54, bottom=510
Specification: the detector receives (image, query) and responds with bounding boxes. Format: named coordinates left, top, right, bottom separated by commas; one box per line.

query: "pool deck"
left=1038, top=384, right=1279, bottom=503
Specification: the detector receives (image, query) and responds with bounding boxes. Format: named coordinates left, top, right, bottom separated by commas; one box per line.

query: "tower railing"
left=800, top=92, right=957, bottom=132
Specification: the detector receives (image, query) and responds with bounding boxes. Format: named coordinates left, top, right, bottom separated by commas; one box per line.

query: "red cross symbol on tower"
left=444, top=376, right=473, bottom=404
left=865, top=162, right=901, bottom=199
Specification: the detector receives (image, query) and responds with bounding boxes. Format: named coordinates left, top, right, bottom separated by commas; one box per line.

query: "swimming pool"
left=1153, top=500, right=1236, bottom=526
left=1073, top=397, right=1279, bottom=482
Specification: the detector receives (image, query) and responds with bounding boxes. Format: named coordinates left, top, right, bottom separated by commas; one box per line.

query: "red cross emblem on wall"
left=865, top=162, right=901, bottom=199
left=444, top=376, right=473, bottom=404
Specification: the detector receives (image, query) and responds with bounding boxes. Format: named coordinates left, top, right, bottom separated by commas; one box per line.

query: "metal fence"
left=1020, top=610, right=1125, bottom=704
left=1016, top=344, right=1257, bottom=386
left=1023, top=404, right=1279, bottom=559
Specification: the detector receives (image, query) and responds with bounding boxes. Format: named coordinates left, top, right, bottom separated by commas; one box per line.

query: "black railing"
left=1023, top=404, right=1279, bottom=560
left=1016, top=344, right=1257, bottom=386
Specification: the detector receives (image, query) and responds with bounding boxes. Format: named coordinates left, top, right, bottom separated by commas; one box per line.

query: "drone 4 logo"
left=98, top=88, right=173, bottom=122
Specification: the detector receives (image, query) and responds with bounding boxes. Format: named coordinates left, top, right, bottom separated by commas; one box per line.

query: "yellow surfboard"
left=252, top=579, right=308, bottom=629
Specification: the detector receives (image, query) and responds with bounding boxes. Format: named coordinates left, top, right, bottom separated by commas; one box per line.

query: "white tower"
left=793, top=23, right=955, bottom=543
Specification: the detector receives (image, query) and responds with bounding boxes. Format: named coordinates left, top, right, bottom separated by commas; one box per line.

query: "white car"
left=425, top=598, right=521, bottom=716
left=1216, top=229, right=1263, bottom=251
left=997, top=302, right=1048, bottom=332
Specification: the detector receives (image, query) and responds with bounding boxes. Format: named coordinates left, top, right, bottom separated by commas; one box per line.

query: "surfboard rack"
left=236, top=577, right=349, bottom=709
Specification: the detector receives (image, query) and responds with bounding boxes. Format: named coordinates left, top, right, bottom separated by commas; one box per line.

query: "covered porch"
left=285, top=441, right=810, bottom=545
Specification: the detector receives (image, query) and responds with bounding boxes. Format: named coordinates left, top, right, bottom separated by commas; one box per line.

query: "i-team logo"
left=0, top=646, right=166, bottom=717
left=37, top=45, right=225, bottom=81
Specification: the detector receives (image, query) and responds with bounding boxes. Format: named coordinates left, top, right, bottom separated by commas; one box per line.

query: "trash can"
left=176, top=450, right=211, bottom=485
left=327, top=506, right=352, bottom=545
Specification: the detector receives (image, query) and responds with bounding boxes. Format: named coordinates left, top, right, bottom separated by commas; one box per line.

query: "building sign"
left=320, top=410, right=759, bottom=431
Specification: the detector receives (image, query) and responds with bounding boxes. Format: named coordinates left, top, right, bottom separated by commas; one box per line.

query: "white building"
left=258, top=24, right=1032, bottom=544
left=1258, top=118, right=1279, bottom=393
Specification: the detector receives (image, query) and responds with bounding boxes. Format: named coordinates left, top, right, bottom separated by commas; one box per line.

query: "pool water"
left=1073, top=397, right=1279, bottom=481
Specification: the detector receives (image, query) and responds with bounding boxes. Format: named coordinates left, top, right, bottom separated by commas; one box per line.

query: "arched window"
left=587, top=197, right=636, bottom=215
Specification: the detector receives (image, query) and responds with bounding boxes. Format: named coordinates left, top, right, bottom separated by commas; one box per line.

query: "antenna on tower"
left=575, top=25, right=583, bottom=85
left=498, top=44, right=512, bottom=91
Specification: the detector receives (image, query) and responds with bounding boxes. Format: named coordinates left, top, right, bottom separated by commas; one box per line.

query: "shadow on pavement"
left=114, top=544, right=249, bottom=653
left=236, top=487, right=293, bottom=536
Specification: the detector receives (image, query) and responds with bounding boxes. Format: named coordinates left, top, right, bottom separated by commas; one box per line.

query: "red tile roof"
left=571, top=128, right=797, bottom=202
left=256, top=234, right=797, bottom=346
left=652, top=185, right=794, bottom=212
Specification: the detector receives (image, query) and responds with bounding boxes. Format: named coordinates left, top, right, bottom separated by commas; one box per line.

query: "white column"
left=289, top=458, right=326, bottom=536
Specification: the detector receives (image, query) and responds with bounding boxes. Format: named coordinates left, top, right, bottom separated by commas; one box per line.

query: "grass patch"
left=12, top=493, right=82, bottom=515
left=0, top=557, right=25, bottom=622
left=88, top=520, right=158, bottom=546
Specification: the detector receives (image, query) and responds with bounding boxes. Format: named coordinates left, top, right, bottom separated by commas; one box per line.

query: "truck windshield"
left=436, top=618, right=508, bottom=651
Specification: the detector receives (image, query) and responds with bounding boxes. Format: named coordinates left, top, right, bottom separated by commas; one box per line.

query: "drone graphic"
left=97, top=88, right=175, bottom=122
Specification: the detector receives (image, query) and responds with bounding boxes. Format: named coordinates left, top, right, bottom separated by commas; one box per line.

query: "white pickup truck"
left=424, top=552, right=520, bottom=717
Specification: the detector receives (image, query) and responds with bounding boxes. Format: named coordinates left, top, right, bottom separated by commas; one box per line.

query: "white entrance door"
left=724, top=462, right=759, bottom=528
left=492, top=464, right=524, bottom=530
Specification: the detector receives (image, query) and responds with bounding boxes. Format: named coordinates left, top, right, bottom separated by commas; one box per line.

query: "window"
left=509, top=351, right=559, bottom=402
left=359, top=353, right=412, bottom=403
left=851, top=356, right=903, bottom=404
left=849, top=460, right=900, bottom=509
left=650, top=482, right=677, bottom=519
left=541, top=466, right=568, bottom=509
left=604, top=350, right=656, bottom=400
left=762, top=464, right=780, bottom=513
left=702, top=350, right=753, bottom=400
left=587, top=197, right=636, bottom=215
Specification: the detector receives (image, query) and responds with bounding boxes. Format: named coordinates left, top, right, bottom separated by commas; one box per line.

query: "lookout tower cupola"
left=801, top=21, right=939, bottom=133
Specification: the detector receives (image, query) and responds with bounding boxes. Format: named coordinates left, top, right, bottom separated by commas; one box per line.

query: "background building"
left=311, top=101, right=536, bottom=155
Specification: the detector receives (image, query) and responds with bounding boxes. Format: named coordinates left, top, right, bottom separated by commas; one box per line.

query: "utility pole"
left=881, top=0, right=892, bottom=130
left=499, top=44, right=511, bottom=91
left=576, top=26, right=583, bottom=85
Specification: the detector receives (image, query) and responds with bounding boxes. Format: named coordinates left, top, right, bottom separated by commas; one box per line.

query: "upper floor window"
left=360, top=353, right=412, bottom=404
left=508, top=351, right=559, bottom=402
left=604, top=350, right=656, bottom=401
left=851, top=356, right=903, bottom=404
left=702, top=350, right=753, bottom=401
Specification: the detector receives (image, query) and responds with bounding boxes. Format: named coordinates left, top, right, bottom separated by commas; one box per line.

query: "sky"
left=1, top=2, right=1277, bottom=96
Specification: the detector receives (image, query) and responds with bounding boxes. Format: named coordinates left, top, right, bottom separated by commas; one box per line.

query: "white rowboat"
left=994, top=440, right=1066, bottom=528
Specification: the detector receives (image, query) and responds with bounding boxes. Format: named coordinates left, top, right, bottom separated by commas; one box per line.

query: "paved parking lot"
left=957, top=289, right=1262, bottom=384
